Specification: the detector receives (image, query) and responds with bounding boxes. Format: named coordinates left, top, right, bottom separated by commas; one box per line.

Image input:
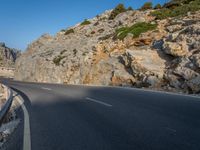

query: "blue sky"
left=0, top=0, right=166, bottom=50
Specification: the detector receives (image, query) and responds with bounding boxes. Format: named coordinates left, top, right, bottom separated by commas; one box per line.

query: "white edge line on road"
left=86, top=97, right=112, bottom=107
left=41, top=87, right=52, bottom=91
left=15, top=95, right=31, bottom=150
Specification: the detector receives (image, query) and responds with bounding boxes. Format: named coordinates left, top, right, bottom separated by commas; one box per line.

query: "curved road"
left=1, top=79, right=200, bottom=150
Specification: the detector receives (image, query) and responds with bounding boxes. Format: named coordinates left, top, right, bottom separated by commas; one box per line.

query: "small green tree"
left=109, top=3, right=127, bottom=20
left=127, top=6, right=133, bottom=11
left=154, top=4, right=162, bottom=9
left=81, top=19, right=91, bottom=26
left=140, top=2, right=153, bottom=10
left=64, top=29, right=74, bottom=35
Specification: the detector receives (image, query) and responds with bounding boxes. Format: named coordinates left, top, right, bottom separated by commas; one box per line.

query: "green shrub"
left=163, top=1, right=181, bottom=9
left=115, top=22, right=157, bottom=40
left=64, top=29, right=74, bottom=35
left=91, top=31, right=95, bottom=34
left=53, top=55, right=66, bottom=66
left=127, top=6, right=133, bottom=11
left=140, top=2, right=153, bottom=10
left=81, top=19, right=91, bottom=25
left=151, top=0, right=200, bottom=19
left=98, top=34, right=113, bottom=41
left=73, top=49, right=77, bottom=56
left=181, top=0, right=196, bottom=4
left=60, top=29, right=66, bottom=32
left=60, top=49, right=67, bottom=55
left=151, top=8, right=173, bottom=19
left=154, top=4, right=162, bottom=9
left=109, top=3, right=127, bottom=20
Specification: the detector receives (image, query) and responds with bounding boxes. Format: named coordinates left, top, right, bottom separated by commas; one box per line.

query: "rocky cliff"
left=0, top=43, right=20, bottom=77
left=0, top=42, right=20, bottom=68
left=15, top=1, right=200, bottom=94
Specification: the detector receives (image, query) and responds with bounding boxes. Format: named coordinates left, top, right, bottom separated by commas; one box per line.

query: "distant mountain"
left=0, top=42, right=20, bottom=67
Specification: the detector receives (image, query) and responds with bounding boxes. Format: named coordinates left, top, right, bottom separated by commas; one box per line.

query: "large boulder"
left=122, top=49, right=166, bottom=87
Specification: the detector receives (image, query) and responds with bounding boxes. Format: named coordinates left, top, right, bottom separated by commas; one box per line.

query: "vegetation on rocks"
left=115, top=22, right=157, bottom=40
left=154, top=4, right=162, bottom=9
left=81, top=19, right=91, bottom=25
left=64, top=29, right=74, bottom=35
left=151, top=0, right=200, bottom=19
left=109, top=4, right=133, bottom=20
left=140, top=2, right=153, bottom=10
left=53, top=55, right=66, bottom=66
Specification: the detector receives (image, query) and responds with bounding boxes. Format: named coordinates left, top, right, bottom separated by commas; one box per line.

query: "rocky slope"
left=0, top=42, right=20, bottom=68
left=15, top=2, right=200, bottom=94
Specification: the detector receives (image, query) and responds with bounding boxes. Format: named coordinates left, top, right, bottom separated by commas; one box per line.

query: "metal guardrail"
left=0, top=85, right=13, bottom=126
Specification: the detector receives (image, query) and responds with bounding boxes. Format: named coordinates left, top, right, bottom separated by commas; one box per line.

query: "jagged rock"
left=0, top=43, right=20, bottom=68
left=187, top=76, right=200, bottom=93
left=163, top=40, right=189, bottom=57
left=152, top=40, right=164, bottom=50
left=164, top=73, right=182, bottom=89
left=191, top=54, right=200, bottom=68
left=145, top=76, right=161, bottom=87
left=173, top=66, right=198, bottom=80
left=122, top=49, right=166, bottom=87
left=166, top=24, right=183, bottom=33
left=83, top=58, right=135, bottom=86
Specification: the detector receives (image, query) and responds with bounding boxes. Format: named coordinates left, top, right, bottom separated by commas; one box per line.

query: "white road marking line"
left=41, top=87, right=52, bottom=91
left=164, top=127, right=177, bottom=133
left=85, top=97, right=112, bottom=107
left=16, top=95, right=31, bottom=150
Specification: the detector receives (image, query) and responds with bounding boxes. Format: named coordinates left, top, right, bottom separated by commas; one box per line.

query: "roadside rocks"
left=187, top=76, right=200, bottom=93
left=122, top=49, right=166, bottom=87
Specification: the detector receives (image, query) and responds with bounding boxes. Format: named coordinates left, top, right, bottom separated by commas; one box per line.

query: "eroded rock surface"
left=15, top=9, right=200, bottom=94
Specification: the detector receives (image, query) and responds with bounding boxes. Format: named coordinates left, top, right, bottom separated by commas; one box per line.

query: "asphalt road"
left=1, top=79, right=200, bottom=150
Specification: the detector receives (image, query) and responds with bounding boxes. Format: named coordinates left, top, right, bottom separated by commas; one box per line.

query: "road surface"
left=1, top=79, right=200, bottom=150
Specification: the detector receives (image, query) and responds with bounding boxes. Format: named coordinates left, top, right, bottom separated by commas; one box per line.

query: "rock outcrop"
left=0, top=43, right=20, bottom=78
left=15, top=5, right=200, bottom=94
left=0, top=43, right=20, bottom=68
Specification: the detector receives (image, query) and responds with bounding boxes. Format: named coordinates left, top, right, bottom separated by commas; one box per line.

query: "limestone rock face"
left=122, top=49, right=166, bottom=87
left=15, top=9, right=200, bottom=94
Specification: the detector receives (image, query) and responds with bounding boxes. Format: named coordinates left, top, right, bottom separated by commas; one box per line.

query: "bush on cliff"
left=81, top=19, right=91, bottom=26
left=65, top=29, right=74, bottom=35
left=115, top=22, right=157, bottom=40
left=109, top=4, right=127, bottom=20
left=154, top=4, right=162, bottom=9
left=151, top=0, right=200, bottom=19
left=140, top=2, right=153, bottom=10
left=53, top=55, right=66, bottom=66
left=109, top=4, right=134, bottom=20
